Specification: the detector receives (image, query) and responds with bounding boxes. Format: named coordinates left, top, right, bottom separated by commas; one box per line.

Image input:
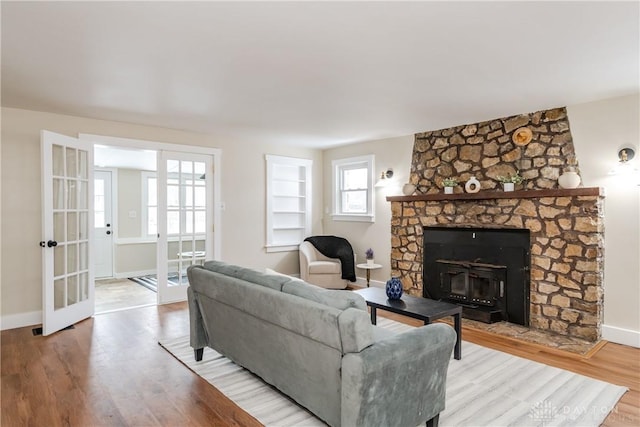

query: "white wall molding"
left=1, top=310, right=42, bottom=331
left=602, top=324, right=640, bottom=348
left=115, top=237, right=157, bottom=245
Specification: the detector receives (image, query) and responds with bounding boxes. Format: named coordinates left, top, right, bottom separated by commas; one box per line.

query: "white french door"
left=157, top=151, right=213, bottom=304
left=41, top=131, right=94, bottom=335
left=94, top=170, right=113, bottom=278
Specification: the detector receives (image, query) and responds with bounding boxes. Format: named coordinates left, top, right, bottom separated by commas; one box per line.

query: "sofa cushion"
left=338, top=308, right=375, bottom=353
left=282, top=280, right=367, bottom=312
left=308, top=261, right=341, bottom=274
left=264, top=267, right=304, bottom=282
left=202, top=260, right=288, bottom=291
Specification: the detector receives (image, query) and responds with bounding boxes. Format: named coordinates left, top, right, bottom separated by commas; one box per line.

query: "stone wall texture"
left=410, top=107, right=579, bottom=193
left=392, top=107, right=604, bottom=342
left=390, top=194, right=604, bottom=341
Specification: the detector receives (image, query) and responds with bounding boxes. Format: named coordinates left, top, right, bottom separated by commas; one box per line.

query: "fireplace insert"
left=423, top=227, right=530, bottom=325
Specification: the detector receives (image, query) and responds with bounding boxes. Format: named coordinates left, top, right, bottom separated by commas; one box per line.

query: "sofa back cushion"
left=282, top=281, right=372, bottom=352
left=202, top=260, right=288, bottom=291
left=282, top=280, right=367, bottom=312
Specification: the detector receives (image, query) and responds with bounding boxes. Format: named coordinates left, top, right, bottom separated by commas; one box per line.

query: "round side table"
left=356, top=263, right=382, bottom=287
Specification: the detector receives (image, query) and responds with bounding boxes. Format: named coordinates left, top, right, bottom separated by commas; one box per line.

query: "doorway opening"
left=90, top=139, right=219, bottom=314
left=93, top=145, right=158, bottom=313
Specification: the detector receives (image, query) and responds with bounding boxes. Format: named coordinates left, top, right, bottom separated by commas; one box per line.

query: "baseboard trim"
left=1, top=310, right=42, bottom=331
left=602, top=324, right=640, bottom=348
left=355, top=277, right=385, bottom=288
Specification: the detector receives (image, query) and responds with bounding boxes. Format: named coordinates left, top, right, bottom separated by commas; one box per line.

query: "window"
left=94, top=178, right=105, bottom=228
left=142, top=172, right=157, bottom=236
left=166, top=159, right=207, bottom=236
left=143, top=164, right=207, bottom=238
left=266, top=155, right=312, bottom=252
left=332, top=155, right=375, bottom=222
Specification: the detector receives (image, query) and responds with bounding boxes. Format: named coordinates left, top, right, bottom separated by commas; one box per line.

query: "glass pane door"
left=157, top=152, right=212, bottom=304
left=41, top=131, right=94, bottom=335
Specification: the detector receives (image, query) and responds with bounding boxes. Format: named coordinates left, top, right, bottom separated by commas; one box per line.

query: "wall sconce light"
left=609, top=147, right=638, bottom=177
left=375, top=168, right=394, bottom=187
left=618, top=148, right=635, bottom=163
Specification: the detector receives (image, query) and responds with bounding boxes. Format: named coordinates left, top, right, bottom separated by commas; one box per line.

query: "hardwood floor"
left=1, top=302, right=638, bottom=426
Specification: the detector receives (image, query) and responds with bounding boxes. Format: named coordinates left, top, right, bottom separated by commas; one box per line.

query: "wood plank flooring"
left=1, top=302, right=638, bottom=426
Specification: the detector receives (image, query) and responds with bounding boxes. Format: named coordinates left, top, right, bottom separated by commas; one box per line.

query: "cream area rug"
left=159, top=318, right=627, bottom=427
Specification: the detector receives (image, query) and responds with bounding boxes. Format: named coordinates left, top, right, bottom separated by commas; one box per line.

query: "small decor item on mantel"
left=385, top=277, right=403, bottom=300
left=497, top=171, right=524, bottom=192
left=402, top=183, right=416, bottom=196
left=365, top=248, right=374, bottom=265
left=442, top=177, right=458, bottom=194
left=465, top=177, right=481, bottom=193
left=558, top=166, right=581, bottom=189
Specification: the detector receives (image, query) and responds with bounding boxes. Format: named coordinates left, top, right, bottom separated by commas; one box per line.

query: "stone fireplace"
left=387, top=107, right=605, bottom=342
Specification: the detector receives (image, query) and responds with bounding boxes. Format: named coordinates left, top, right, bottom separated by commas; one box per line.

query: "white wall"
left=0, top=107, right=323, bottom=328
left=567, top=94, right=640, bottom=347
left=322, top=135, right=414, bottom=286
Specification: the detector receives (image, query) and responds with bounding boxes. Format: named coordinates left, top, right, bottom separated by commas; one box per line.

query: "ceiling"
left=2, top=1, right=638, bottom=149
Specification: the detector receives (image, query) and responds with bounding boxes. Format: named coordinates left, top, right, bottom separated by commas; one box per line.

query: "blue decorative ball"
left=385, top=277, right=403, bottom=300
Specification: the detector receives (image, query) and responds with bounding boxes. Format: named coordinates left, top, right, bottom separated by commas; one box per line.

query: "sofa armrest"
left=341, top=323, right=456, bottom=427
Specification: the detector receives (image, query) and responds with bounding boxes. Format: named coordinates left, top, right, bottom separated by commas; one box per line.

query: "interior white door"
left=157, top=151, right=213, bottom=304
left=41, top=130, right=94, bottom=335
left=94, top=170, right=113, bottom=278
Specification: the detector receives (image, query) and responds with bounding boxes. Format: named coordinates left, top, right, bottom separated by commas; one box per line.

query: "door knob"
left=47, top=240, right=58, bottom=248
left=106, top=231, right=111, bottom=235
left=106, top=223, right=111, bottom=227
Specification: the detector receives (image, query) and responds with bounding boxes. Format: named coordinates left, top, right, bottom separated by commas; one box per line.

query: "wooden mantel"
left=386, top=187, right=603, bottom=203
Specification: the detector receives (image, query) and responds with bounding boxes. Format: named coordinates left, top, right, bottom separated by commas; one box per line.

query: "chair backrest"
left=300, top=240, right=341, bottom=263
left=299, top=241, right=319, bottom=263
left=299, top=241, right=343, bottom=282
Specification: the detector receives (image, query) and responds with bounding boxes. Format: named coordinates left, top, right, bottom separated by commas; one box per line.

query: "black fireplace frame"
left=423, top=226, right=530, bottom=326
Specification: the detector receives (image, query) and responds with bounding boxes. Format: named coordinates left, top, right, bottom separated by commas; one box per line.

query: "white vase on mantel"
left=465, top=177, right=481, bottom=193
left=558, top=167, right=581, bottom=189
left=444, top=186, right=454, bottom=194
left=503, top=182, right=515, bottom=192
left=402, top=183, right=416, bottom=195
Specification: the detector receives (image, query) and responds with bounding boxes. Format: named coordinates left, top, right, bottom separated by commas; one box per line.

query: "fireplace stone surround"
left=387, top=107, right=605, bottom=343
left=388, top=188, right=604, bottom=342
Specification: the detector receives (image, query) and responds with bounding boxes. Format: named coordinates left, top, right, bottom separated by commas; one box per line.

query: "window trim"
left=141, top=171, right=157, bottom=237
left=331, top=155, right=375, bottom=222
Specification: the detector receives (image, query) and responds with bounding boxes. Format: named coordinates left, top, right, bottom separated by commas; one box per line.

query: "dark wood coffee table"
left=355, top=287, right=462, bottom=360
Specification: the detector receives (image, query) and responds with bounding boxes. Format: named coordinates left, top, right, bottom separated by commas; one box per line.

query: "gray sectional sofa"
left=187, top=260, right=456, bottom=427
